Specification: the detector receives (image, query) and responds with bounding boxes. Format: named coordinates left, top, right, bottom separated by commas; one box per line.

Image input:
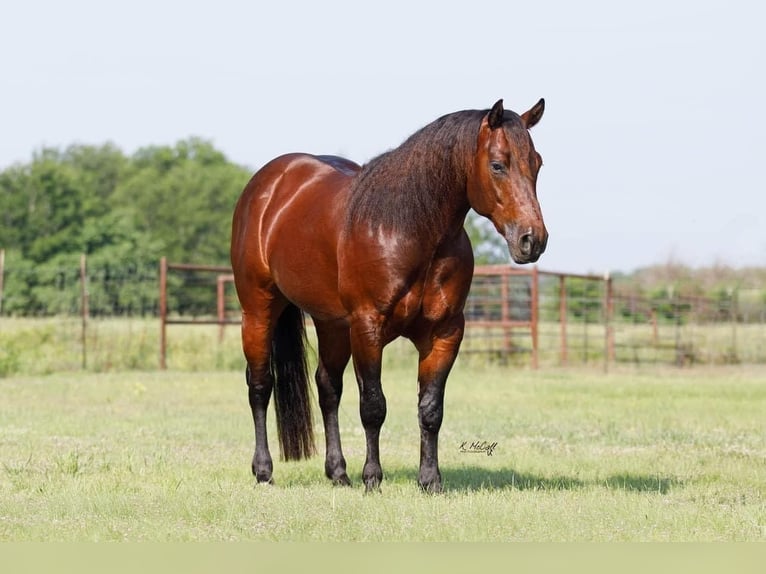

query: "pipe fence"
left=1, top=250, right=765, bottom=374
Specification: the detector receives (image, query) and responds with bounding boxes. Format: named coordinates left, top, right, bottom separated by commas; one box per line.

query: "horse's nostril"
left=519, top=232, right=534, bottom=256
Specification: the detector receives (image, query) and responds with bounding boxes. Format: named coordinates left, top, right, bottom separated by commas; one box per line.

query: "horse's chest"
left=339, top=229, right=471, bottom=330
left=391, top=283, right=426, bottom=325
left=391, top=264, right=461, bottom=328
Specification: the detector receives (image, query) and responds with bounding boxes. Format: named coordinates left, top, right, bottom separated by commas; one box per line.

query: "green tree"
left=113, top=138, right=249, bottom=265
left=18, top=151, right=85, bottom=262
left=64, top=143, right=127, bottom=218
left=0, top=166, right=29, bottom=248
left=2, top=136, right=570, bottom=317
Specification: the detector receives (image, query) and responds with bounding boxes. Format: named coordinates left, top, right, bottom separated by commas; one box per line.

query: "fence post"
left=80, top=253, right=89, bottom=370
left=559, top=274, right=567, bottom=366
left=159, top=257, right=168, bottom=370
left=730, top=288, right=738, bottom=363
left=500, top=271, right=510, bottom=356
left=671, top=287, right=682, bottom=365
left=217, top=274, right=226, bottom=344
left=603, top=271, right=613, bottom=372
left=0, top=248, right=5, bottom=317
left=531, top=266, right=539, bottom=369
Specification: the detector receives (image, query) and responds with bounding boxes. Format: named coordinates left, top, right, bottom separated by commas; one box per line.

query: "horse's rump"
left=231, top=153, right=359, bottom=321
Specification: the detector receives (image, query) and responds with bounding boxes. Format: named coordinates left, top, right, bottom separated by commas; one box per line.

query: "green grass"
left=1, top=360, right=764, bottom=541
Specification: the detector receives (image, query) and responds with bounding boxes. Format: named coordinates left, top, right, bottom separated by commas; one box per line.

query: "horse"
left=230, top=98, right=547, bottom=493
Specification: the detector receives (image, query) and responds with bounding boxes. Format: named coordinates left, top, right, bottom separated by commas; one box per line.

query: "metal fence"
left=1, top=252, right=765, bottom=373
left=462, top=266, right=766, bottom=367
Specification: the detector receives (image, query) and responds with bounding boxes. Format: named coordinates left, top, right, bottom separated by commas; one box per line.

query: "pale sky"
left=2, top=0, right=764, bottom=274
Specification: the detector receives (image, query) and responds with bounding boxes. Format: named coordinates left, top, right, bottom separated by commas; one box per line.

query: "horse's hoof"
left=254, top=471, right=274, bottom=485
left=363, top=477, right=382, bottom=494
left=332, top=474, right=352, bottom=487
left=419, top=470, right=443, bottom=494
left=419, top=480, right=443, bottom=494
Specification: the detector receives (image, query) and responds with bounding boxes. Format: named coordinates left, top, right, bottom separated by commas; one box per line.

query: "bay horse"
left=231, top=98, right=547, bottom=493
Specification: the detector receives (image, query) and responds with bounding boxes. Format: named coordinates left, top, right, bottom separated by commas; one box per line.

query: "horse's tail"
left=271, top=303, right=316, bottom=461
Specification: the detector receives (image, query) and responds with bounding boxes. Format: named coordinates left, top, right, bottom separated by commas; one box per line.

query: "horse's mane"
left=346, top=110, right=486, bottom=235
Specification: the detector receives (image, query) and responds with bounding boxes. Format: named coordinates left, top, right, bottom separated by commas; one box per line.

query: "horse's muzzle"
left=507, top=225, right=548, bottom=264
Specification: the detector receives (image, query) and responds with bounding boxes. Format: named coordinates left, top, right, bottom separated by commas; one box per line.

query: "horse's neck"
left=435, top=188, right=471, bottom=243
left=347, top=128, right=475, bottom=246
left=423, top=159, right=472, bottom=246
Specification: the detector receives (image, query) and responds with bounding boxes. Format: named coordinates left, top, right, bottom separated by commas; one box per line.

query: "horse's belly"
left=274, top=264, right=348, bottom=322
left=268, top=229, right=348, bottom=322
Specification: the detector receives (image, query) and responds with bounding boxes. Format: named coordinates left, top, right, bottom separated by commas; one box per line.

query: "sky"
left=2, top=0, right=764, bottom=274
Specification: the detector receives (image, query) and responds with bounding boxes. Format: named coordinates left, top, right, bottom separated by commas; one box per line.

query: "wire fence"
left=462, top=268, right=766, bottom=367
left=1, top=252, right=765, bottom=375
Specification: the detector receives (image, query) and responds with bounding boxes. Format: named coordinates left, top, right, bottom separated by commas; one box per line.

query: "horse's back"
left=315, top=155, right=361, bottom=177
left=231, top=153, right=359, bottom=320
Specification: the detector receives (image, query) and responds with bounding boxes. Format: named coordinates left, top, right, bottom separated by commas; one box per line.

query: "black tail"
left=271, top=304, right=316, bottom=461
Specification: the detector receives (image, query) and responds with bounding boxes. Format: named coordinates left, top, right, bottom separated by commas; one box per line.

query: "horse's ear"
left=521, top=98, right=545, bottom=129
left=487, top=99, right=504, bottom=130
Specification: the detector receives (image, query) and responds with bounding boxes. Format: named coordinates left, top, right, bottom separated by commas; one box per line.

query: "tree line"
left=0, top=139, right=509, bottom=316
left=2, top=139, right=763, bottom=318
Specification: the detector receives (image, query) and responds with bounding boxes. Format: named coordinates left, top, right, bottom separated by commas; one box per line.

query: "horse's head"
left=468, top=98, right=548, bottom=264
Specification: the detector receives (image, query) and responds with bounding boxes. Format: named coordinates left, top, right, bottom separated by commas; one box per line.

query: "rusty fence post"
left=603, top=272, right=613, bottom=372
left=217, top=274, right=234, bottom=344
left=559, top=274, right=567, bottom=366
left=500, top=271, right=510, bottom=356
left=730, top=288, right=738, bottom=363
left=531, top=266, right=539, bottom=369
left=159, top=257, right=168, bottom=370
left=80, top=253, right=89, bottom=370
left=0, top=248, right=5, bottom=317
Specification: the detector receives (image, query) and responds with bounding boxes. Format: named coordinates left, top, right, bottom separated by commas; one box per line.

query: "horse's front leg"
left=349, top=314, right=387, bottom=493
left=413, top=314, right=465, bottom=493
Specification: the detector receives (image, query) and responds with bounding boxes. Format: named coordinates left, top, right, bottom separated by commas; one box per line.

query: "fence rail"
left=1, top=251, right=765, bottom=373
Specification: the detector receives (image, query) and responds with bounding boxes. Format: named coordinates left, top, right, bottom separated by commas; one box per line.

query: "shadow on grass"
left=382, top=466, right=679, bottom=494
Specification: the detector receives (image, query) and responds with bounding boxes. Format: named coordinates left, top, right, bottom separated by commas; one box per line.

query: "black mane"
left=346, top=109, right=487, bottom=236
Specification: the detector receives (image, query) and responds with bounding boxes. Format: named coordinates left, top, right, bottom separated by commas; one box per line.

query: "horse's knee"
left=419, top=405, right=444, bottom=434
left=418, top=387, right=445, bottom=433
left=360, top=389, right=386, bottom=429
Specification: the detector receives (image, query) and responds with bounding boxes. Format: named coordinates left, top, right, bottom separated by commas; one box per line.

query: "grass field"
left=1, top=356, right=764, bottom=541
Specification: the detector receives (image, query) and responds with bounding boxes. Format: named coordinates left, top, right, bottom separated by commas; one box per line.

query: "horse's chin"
left=507, top=242, right=541, bottom=265
left=509, top=250, right=540, bottom=265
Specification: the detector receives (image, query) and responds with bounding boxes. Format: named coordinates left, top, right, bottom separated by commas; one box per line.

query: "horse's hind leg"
left=241, top=299, right=284, bottom=483
left=245, top=360, right=273, bottom=483
left=314, top=321, right=352, bottom=486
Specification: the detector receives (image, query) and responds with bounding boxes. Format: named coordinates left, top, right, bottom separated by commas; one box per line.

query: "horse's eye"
left=490, top=161, right=505, bottom=174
